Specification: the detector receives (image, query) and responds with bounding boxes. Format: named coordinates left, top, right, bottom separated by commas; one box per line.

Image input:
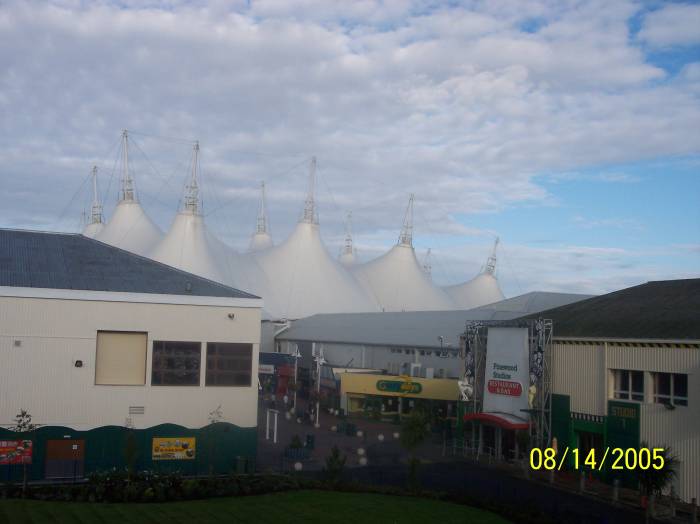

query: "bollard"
left=579, top=470, right=585, bottom=493
left=612, top=478, right=619, bottom=504
left=691, top=497, right=697, bottom=524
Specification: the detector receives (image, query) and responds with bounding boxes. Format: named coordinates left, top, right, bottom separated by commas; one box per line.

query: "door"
left=45, top=439, right=85, bottom=479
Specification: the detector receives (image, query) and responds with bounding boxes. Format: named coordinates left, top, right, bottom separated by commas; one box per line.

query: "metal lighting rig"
left=458, top=318, right=554, bottom=450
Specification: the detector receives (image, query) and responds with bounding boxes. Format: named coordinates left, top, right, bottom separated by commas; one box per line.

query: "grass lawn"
left=0, top=489, right=510, bottom=523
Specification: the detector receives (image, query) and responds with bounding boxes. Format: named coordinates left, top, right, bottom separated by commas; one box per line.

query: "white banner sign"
left=483, top=327, right=529, bottom=417
left=258, top=364, right=275, bottom=375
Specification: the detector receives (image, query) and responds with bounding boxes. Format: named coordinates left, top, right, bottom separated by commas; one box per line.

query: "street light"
left=314, top=345, right=326, bottom=428
left=292, top=345, right=302, bottom=413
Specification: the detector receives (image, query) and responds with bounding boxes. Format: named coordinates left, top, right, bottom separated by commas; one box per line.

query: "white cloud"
left=0, top=0, right=698, bottom=294
left=639, top=3, right=700, bottom=48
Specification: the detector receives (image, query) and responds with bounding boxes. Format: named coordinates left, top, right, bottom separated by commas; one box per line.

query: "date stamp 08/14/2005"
left=529, top=447, right=667, bottom=472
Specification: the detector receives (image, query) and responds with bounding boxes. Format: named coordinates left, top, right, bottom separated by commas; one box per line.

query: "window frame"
left=151, top=340, right=202, bottom=387
left=205, top=342, right=253, bottom=387
left=653, top=372, right=688, bottom=407
left=612, top=369, right=644, bottom=402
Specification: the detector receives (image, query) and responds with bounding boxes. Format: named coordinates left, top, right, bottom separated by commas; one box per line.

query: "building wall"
left=552, top=341, right=606, bottom=415
left=552, top=339, right=700, bottom=503
left=614, top=343, right=700, bottom=505
left=0, top=296, right=261, bottom=431
left=280, top=340, right=463, bottom=378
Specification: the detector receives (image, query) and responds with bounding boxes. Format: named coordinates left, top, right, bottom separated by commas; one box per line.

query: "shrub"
left=289, top=435, right=303, bottom=449
left=323, top=446, right=346, bottom=486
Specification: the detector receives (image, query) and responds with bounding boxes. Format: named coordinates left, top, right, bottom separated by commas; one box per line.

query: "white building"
left=0, top=228, right=262, bottom=479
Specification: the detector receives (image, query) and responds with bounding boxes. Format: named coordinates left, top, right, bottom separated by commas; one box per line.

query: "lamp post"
left=292, top=344, right=301, bottom=413
left=314, top=345, right=325, bottom=428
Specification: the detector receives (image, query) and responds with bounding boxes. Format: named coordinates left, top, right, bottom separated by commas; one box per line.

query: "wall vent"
left=128, top=406, right=145, bottom=415
left=13, top=340, right=21, bottom=347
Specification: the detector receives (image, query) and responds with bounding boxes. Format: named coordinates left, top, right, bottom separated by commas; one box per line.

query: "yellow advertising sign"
left=152, top=437, right=196, bottom=460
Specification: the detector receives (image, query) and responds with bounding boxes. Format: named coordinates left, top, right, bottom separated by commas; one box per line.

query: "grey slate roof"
left=0, top=228, right=259, bottom=299
left=277, top=291, right=593, bottom=349
left=518, top=279, right=700, bottom=341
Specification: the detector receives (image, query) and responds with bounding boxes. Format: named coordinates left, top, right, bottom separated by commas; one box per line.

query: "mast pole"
left=485, top=236, right=499, bottom=275
left=302, top=156, right=317, bottom=223
left=398, top=193, right=414, bottom=246
left=342, top=211, right=353, bottom=255
left=256, top=181, right=268, bottom=234
left=184, top=140, right=200, bottom=213
left=120, top=129, right=135, bottom=201
left=90, top=166, right=103, bottom=224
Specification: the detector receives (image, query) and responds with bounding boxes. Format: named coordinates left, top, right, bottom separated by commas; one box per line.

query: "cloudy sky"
left=1, top=0, right=698, bottom=296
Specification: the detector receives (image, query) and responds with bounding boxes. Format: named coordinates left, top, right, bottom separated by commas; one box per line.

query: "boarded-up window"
left=206, top=343, right=252, bottom=386
left=95, top=331, right=147, bottom=385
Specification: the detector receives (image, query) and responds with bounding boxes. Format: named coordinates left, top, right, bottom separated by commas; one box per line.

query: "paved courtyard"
left=255, top=396, right=450, bottom=472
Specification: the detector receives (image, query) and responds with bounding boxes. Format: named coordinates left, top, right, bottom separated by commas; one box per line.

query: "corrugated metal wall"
left=552, top=341, right=606, bottom=415
left=552, top=339, right=699, bottom=503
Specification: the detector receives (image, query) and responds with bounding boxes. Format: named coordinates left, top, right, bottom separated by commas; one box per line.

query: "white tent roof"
left=149, top=210, right=226, bottom=283
left=352, top=243, right=454, bottom=311
left=254, top=220, right=376, bottom=319
left=444, top=272, right=505, bottom=309
left=338, top=249, right=356, bottom=266
left=82, top=222, right=104, bottom=239
left=252, top=158, right=376, bottom=319
left=350, top=195, right=454, bottom=312
left=443, top=238, right=505, bottom=309
left=96, top=199, right=163, bottom=256
left=94, top=131, right=163, bottom=256
left=249, top=181, right=273, bottom=252
left=250, top=232, right=273, bottom=252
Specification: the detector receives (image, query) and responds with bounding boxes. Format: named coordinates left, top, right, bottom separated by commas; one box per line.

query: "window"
left=152, top=341, right=201, bottom=386
left=612, top=369, right=643, bottom=401
left=206, top=343, right=252, bottom=386
left=95, top=331, right=147, bottom=385
left=653, top=373, right=688, bottom=406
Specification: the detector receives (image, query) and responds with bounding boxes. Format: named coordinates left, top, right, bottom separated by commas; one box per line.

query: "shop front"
left=339, top=373, right=459, bottom=425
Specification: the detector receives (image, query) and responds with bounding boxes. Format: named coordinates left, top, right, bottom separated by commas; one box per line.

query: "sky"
left=0, top=0, right=698, bottom=297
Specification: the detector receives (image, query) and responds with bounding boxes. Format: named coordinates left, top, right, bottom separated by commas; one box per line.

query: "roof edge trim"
left=553, top=336, right=700, bottom=345
left=0, top=286, right=264, bottom=309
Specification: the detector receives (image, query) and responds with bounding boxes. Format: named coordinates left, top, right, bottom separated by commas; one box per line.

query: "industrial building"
left=539, top=278, right=700, bottom=503
left=0, top=229, right=262, bottom=479
left=274, top=291, right=592, bottom=380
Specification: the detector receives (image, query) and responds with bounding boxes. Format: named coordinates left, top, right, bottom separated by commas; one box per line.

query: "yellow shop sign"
left=152, top=437, right=196, bottom=460
left=376, top=380, right=422, bottom=395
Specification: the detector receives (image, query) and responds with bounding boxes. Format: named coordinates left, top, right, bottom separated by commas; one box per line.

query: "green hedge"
left=1, top=471, right=556, bottom=524
left=1, top=471, right=315, bottom=503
